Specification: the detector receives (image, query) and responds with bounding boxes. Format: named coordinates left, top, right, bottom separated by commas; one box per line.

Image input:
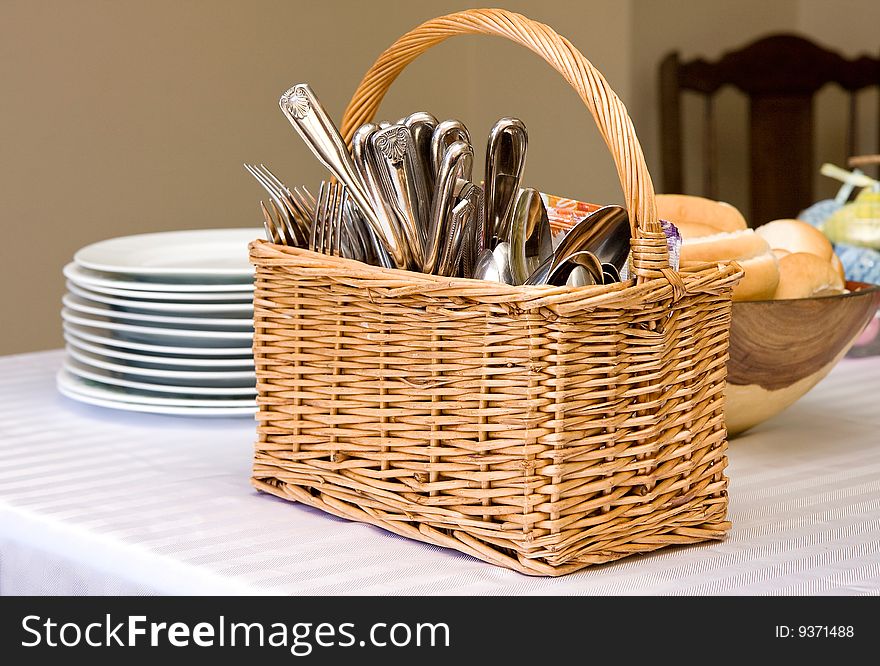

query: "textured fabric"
left=0, top=350, right=878, bottom=595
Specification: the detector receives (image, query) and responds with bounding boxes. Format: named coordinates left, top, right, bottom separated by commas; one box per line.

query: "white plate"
left=66, top=281, right=253, bottom=315
left=64, top=278, right=253, bottom=302
left=64, top=358, right=256, bottom=396
left=64, top=333, right=255, bottom=368
left=61, top=309, right=253, bottom=347
left=63, top=293, right=254, bottom=329
left=65, top=346, right=256, bottom=385
left=74, top=228, right=260, bottom=277
left=57, top=370, right=257, bottom=417
left=63, top=263, right=254, bottom=293
left=63, top=322, right=254, bottom=358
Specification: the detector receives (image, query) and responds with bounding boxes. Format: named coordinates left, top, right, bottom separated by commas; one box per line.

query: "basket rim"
left=250, top=239, right=744, bottom=315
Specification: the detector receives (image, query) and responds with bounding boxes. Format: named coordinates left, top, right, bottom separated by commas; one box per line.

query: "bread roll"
left=674, top=221, right=720, bottom=239
left=680, top=229, right=772, bottom=264
left=731, top=252, right=781, bottom=301
left=656, top=193, right=748, bottom=234
left=680, top=228, right=779, bottom=301
left=772, top=248, right=789, bottom=258
left=773, top=252, right=845, bottom=300
left=756, top=219, right=833, bottom=261
left=830, top=252, right=845, bottom=282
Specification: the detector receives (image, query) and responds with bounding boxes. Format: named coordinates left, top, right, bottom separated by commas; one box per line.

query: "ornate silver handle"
left=279, top=84, right=409, bottom=268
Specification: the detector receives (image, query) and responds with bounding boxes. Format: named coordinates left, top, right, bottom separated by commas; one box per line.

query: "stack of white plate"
left=57, top=229, right=260, bottom=417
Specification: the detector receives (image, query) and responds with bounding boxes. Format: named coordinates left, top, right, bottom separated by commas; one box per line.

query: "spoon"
left=484, top=118, right=527, bottom=248
left=508, top=188, right=553, bottom=285
left=492, top=242, right=515, bottom=284
left=567, top=266, right=594, bottom=287
left=601, top=263, right=621, bottom=284
left=473, top=243, right=515, bottom=284
left=473, top=248, right=501, bottom=282
left=545, top=250, right=604, bottom=286
left=552, top=205, right=631, bottom=272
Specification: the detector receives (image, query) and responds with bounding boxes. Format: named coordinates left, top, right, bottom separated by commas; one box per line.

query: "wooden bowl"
left=725, top=281, right=880, bottom=436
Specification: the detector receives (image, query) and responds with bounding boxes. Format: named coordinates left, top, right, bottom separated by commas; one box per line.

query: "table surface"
left=1, top=350, right=878, bottom=595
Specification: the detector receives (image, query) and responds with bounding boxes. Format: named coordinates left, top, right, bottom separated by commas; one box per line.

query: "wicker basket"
left=250, top=8, right=743, bottom=576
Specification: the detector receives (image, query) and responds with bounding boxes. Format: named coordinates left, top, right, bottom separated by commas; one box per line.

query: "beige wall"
left=629, top=0, right=880, bottom=214
left=0, top=0, right=632, bottom=355
left=630, top=0, right=798, bottom=210
left=1, top=0, right=877, bottom=355
left=796, top=0, right=880, bottom=197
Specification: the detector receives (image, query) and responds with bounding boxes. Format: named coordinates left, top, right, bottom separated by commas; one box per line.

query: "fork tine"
left=266, top=199, right=291, bottom=245
left=335, top=187, right=348, bottom=257
left=333, top=183, right=343, bottom=256
left=329, top=185, right=339, bottom=257
left=259, top=201, right=280, bottom=244
left=290, top=187, right=315, bottom=240
left=247, top=163, right=309, bottom=246
left=326, top=182, right=337, bottom=256
left=344, top=200, right=367, bottom=262
left=257, top=164, right=288, bottom=195
left=310, top=181, right=325, bottom=253
left=323, top=182, right=336, bottom=255
left=296, top=185, right=317, bottom=211
left=258, top=164, right=310, bottom=244
left=246, top=164, right=296, bottom=245
left=317, top=182, right=327, bottom=254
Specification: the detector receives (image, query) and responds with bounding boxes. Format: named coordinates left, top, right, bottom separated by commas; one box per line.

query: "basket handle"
left=340, top=8, right=669, bottom=278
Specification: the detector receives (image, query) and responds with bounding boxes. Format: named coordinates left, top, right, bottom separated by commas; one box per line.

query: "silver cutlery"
left=460, top=183, right=485, bottom=279
left=437, top=193, right=471, bottom=277
left=244, top=164, right=313, bottom=246
left=370, top=124, right=430, bottom=269
left=472, top=242, right=515, bottom=284
left=526, top=205, right=630, bottom=285
left=552, top=205, right=630, bottom=270
left=259, top=200, right=286, bottom=245
left=424, top=140, right=474, bottom=274
left=431, top=120, right=472, bottom=179
left=602, top=263, right=621, bottom=284
left=403, top=112, right=438, bottom=210
left=310, top=181, right=347, bottom=256
left=544, top=250, right=604, bottom=287
left=279, top=83, right=409, bottom=268
left=263, top=91, right=622, bottom=287
left=352, top=122, right=406, bottom=268
left=484, top=118, right=527, bottom=247
left=508, top=188, right=553, bottom=285
left=473, top=248, right=502, bottom=283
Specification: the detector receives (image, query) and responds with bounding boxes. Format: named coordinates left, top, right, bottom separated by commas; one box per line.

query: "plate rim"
left=63, top=322, right=255, bottom=357
left=65, top=345, right=256, bottom=381
left=64, top=278, right=253, bottom=301
left=63, top=358, right=257, bottom=396
left=63, top=332, right=255, bottom=367
left=66, top=281, right=254, bottom=314
left=63, top=263, right=254, bottom=293
left=61, top=309, right=254, bottom=341
left=74, top=228, right=260, bottom=277
left=63, top=293, right=254, bottom=328
left=57, top=370, right=257, bottom=415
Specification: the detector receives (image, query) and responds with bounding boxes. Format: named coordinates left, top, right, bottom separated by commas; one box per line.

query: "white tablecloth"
left=1, top=350, right=878, bottom=595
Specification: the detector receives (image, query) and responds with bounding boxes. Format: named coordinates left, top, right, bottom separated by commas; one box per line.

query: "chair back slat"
left=659, top=34, right=880, bottom=226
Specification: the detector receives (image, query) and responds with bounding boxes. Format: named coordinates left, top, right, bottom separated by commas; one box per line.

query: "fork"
left=244, top=163, right=314, bottom=246
left=311, top=181, right=347, bottom=256
left=245, top=164, right=298, bottom=245
left=259, top=199, right=284, bottom=245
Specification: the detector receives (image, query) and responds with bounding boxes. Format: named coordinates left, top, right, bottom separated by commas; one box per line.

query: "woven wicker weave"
left=250, top=8, right=743, bottom=576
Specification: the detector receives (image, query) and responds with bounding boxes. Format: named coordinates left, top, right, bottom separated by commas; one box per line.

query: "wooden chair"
left=659, top=34, right=880, bottom=227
